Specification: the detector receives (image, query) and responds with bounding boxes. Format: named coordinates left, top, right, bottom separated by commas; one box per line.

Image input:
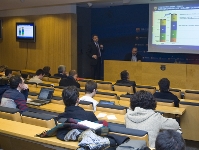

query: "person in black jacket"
left=59, top=70, right=80, bottom=88
left=87, top=34, right=104, bottom=80
left=153, top=78, right=180, bottom=107
left=56, top=86, right=98, bottom=140
left=124, top=47, right=142, bottom=62
left=54, top=65, right=68, bottom=79
left=115, top=70, right=136, bottom=93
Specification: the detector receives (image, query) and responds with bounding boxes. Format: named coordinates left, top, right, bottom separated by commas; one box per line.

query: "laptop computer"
left=99, top=100, right=115, bottom=105
left=27, top=88, right=54, bottom=106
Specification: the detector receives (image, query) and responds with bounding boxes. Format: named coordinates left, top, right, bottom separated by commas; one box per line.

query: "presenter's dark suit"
left=124, top=53, right=142, bottom=61
left=87, top=42, right=103, bottom=79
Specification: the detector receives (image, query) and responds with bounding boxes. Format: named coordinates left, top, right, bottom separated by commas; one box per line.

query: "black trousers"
left=91, top=57, right=101, bottom=80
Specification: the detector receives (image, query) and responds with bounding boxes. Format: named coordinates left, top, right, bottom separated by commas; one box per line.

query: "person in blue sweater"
left=0, top=75, right=29, bottom=113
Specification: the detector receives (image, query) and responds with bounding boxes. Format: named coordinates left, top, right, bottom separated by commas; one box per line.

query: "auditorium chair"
left=135, top=85, right=156, bottom=94
left=180, top=101, right=199, bottom=141
left=79, top=101, right=94, bottom=111
left=108, top=124, right=149, bottom=146
left=51, top=96, right=64, bottom=105
left=24, top=81, right=37, bottom=88
left=54, top=86, right=65, bottom=92
left=169, top=88, right=182, bottom=98
left=96, top=91, right=118, bottom=99
left=119, top=94, right=132, bottom=101
left=96, top=81, right=113, bottom=91
left=78, top=79, right=89, bottom=88
left=48, top=76, right=61, bottom=83
left=37, top=83, right=53, bottom=89
left=96, top=103, right=127, bottom=115
left=28, top=92, right=38, bottom=99
left=21, top=111, right=56, bottom=128
left=114, top=83, right=134, bottom=94
left=184, top=90, right=199, bottom=100
left=42, top=76, right=49, bottom=82
left=0, top=106, right=21, bottom=122
left=155, top=98, right=174, bottom=107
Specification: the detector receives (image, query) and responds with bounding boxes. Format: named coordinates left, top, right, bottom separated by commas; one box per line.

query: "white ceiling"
left=0, top=0, right=198, bottom=11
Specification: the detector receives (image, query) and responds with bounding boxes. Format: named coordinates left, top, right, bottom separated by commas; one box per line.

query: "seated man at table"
left=155, top=130, right=185, bottom=150
left=80, top=80, right=98, bottom=111
left=59, top=70, right=80, bottom=88
left=115, top=70, right=136, bottom=93
left=125, top=90, right=180, bottom=148
left=28, top=69, right=44, bottom=84
left=153, top=78, right=180, bottom=107
left=0, top=75, right=29, bottom=113
left=56, top=86, right=98, bottom=140
left=54, top=65, right=68, bottom=79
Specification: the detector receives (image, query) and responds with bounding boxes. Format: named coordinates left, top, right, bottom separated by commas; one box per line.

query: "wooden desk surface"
left=95, top=111, right=125, bottom=124
left=0, top=118, right=79, bottom=149
left=180, top=99, right=199, bottom=103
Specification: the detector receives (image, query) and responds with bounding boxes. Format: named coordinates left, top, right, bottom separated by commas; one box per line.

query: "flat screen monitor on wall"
left=16, top=22, right=36, bottom=42
left=0, top=20, right=2, bottom=39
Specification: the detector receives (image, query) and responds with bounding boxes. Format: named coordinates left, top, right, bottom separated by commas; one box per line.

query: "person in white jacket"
left=125, top=90, right=180, bottom=148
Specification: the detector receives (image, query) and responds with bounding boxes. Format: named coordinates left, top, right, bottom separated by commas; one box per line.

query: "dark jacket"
left=116, top=80, right=136, bottom=93
left=53, top=73, right=67, bottom=79
left=153, top=91, right=180, bottom=107
left=87, top=41, right=103, bottom=65
left=124, top=52, right=142, bottom=61
left=56, top=106, right=98, bottom=140
left=0, top=85, right=9, bottom=101
left=59, top=76, right=80, bottom=88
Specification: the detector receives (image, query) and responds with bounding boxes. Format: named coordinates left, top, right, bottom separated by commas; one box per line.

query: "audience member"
left=125, top=90, right=180, bottom=148
left=28, top=69, right=44, bottom=84
left=59, top=70, right=80, bottom=88
left=56, top=86, right=98, bottom=140
left=4, top=69, right=12, bottom=78
left=115, top=70, right=136, bottom=93
left=153, top=78, right=180, bottom=107
left=80, top=80, right=98, bottom=111
left=155, top=130, right=185, bottom=150
left=1, top=75, right=28, bottom=113
left=54, top=65, right=67, bottom=78
left=124, top=47, right=142, bottom=62
left=43, top=66, right=51, bottom=77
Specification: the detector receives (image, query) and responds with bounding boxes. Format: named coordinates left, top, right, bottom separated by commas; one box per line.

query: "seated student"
left=56, top=86, right=98, bottom=140
left=115, top=70, right=136, bottom=93
left=79, top=80, right=98, bottom=111
left=59, top=70, right=80, bottom=88
left=125, top=90, right=180, bottom=148
left=153, top=78, right=180, bottom=107
left=28, top=69, right=44, bottom=84
left=1, top=75, right=29, bottom=113
left=155, top=130, right=185, bottom=150
left=54, top=65, right=68, bottom=79
left=43, top=66, right=51, bottom=77
left=4, top=69, right=12, bottom=78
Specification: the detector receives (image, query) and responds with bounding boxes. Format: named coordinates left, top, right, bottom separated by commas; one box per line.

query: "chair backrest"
left=96, top=81, right=113, bottom=91
left=179, top=101, right=199, bottom=141
left=51, top=96, right=64, bottom=105
left=155, top=98, right=174, bottom=107
left=12, top=70, right=21, bottom=76
left=114, top=84, right=133, bottom=94
left=25, top=81, right=37, bottom=88
left=0, top=106, right=21, bottom=122
left=119, top=94, right=132, bottom=101
left=28, top=92, right=38, bottom=100
left=96, top=91, right=117, bottom=99
left=42, top=76, right=49, bottom=82
left=78, top=79, right=89, bottom=88
left=79, top=101, right=93, bottom=111
left=184, top=90, right=199, bottom=100
left=135, top=85, right=156, bottom=94
left=21, top=111, right=56, bottom=128
left=108, top=125, right=149, bottom=146
left=37, top=83, right=53, bottom=89
left=48, top=76, right=61, bottom=83
left=54, top=86, right=65, bottom=92
left=96, top=103, right=126, bottom=115
left=169, top=88, right=181, bottom=98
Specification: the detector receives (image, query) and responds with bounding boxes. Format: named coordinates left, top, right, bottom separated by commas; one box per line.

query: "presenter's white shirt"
left=79, top=95, right=98, bottom=111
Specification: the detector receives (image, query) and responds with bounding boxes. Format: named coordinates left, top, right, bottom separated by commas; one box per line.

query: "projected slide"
left=149, top=2, right=199, bottom=54
left=16, top=25, right=33, bottom=38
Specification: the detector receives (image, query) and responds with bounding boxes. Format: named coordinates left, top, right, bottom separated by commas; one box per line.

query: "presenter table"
left=0, top=118, right=79, bottom=150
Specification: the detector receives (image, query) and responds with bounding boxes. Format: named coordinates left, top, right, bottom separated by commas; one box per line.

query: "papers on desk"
left=78, top=120, right=103, bottom=130
left=96, top=113, right=107, bottom=118
left=107, top=115, right=117, bottom=120
left=27, top=98, right=32, bottom=102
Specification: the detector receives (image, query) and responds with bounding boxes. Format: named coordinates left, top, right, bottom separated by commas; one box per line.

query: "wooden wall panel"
left=186, top=64, right=199, bottom=90
left=0, top=14, right=77, bottom=75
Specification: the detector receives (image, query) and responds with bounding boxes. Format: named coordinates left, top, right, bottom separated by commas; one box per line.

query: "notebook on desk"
left=27, top=88, right=54, bottom=106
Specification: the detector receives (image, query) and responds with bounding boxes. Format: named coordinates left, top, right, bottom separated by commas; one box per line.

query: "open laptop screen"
left=38, top=88, right=54, bottom=100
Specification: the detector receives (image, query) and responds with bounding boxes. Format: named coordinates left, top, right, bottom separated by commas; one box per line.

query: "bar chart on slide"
left=152, top=8, right=199, bottom=46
